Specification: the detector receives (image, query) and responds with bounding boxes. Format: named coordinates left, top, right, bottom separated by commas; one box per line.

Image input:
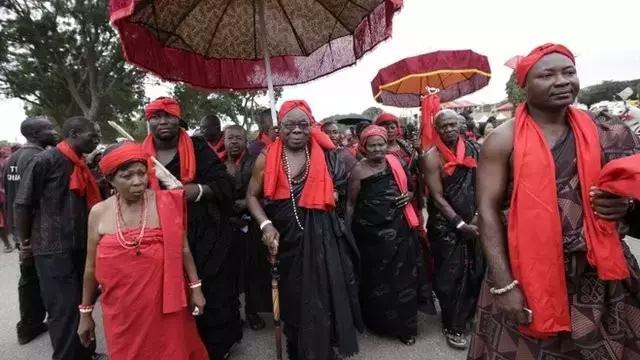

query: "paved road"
left=2, top=238, right=639, bottom=360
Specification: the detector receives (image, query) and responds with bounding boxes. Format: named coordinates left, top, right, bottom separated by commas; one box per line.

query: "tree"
left=0, top=0, right=147, bottom=142
left=361, top=106, right=384, bottom=120
left=505, top=72, right=525, bottom=107
left=172, top=84, right=282, bottom=130
left=578, top=79, right=640, bottom=106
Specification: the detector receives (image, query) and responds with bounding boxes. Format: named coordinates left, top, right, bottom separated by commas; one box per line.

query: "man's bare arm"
left=476, top=125, right=514, bottom=288
left=422, top=150, right=459, bottom=222
left=246, top=153, right=268, bottom=224
left=345, top=164, right=362, bottom=230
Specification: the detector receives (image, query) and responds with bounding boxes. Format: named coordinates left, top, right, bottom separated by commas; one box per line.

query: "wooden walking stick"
left=270, top=254, right=283, bottom=360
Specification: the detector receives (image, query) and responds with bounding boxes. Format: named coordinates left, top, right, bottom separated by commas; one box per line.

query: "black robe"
left=162, top=136, right=241, bottom=360
left=352, top=164, right=419, bottom=338
left=427, top=140, right=485, bottom=334
left=263, top=151, right=362, bottom=360
left=230, top=154, right=272, bottom=314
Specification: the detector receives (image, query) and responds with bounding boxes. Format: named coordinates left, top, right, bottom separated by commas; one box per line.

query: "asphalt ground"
left=2, top=238, right=639, bottom=360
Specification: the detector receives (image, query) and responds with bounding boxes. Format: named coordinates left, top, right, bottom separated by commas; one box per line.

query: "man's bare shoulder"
left=482, top=119, right=515, bottom=156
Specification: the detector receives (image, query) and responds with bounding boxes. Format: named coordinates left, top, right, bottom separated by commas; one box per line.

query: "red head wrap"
left=99, top=142, right=153, bottom=177
left=263, top=100, right=336, bottom=211
left=374, top=112, right=399, bottom=127
left=515, top=43, right=575, bottom=88
left=145, top=98, right=182, bottom=120
left=358, top=125, right=387, bottom=155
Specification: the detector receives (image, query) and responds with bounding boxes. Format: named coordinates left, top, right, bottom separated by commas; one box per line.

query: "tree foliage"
left=361, top=106, right=384, bottom=120
left=505, top=72, right=525, bottom=107
left=578, top=79, right=640, bottom=106
left=0, top=0, right=147, bottom=142
left=172, top=84, right=282, bottom=130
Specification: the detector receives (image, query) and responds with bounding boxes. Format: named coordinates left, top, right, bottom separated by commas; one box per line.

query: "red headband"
left=375, top=112, right=399, bottom=126
left=358, top=125, right=387, bottom=155
left=515, top=43, right=575, bottom=88
left=145, top=98, right=181, bottom=121
left=278, top=100, right=315, bottom=124
left=99, top=142, right=150, bottom=176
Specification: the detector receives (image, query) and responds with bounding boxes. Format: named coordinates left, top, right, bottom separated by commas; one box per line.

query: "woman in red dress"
left=77, top=142, right=208, bottom=360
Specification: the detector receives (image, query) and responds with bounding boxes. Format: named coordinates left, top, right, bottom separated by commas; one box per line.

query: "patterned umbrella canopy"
left=109, top=0, right=403, bottom=91
left=371, top=50, right=491, bottom=108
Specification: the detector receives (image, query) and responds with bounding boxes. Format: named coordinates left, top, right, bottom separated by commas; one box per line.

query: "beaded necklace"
left=115, top=192, right=148, bottom=256
left=282, top=146, right=309, bottom=231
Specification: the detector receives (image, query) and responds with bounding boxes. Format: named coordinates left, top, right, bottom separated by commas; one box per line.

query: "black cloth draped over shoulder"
left=352, top=163, right=419, bottom=338
left=263, top=150, right=362, bottom=360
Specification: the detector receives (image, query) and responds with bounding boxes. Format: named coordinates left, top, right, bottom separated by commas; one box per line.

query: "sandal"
left=246, top=313, right=265, bottom=331
left=398, top=335, right=416, bottom=346
left=444, top=330, right=468, bottom=349
left=4, top=245, right=14, bottom=253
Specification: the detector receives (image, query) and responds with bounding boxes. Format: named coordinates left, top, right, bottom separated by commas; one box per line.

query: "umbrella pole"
left=258, top=0, right=278, bottom=126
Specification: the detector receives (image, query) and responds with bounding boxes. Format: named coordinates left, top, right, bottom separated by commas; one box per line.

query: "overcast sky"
left=2, top=0, right=640, bottom=142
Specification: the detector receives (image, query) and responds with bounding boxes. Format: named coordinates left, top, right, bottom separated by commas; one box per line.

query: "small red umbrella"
left=371, top=49, right=491, bottom=108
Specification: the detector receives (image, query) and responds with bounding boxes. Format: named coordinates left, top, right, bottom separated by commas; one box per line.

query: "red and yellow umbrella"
left=371, top=50, right=491, bottom=108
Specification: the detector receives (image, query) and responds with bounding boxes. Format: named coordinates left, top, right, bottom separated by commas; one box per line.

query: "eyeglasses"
left=281, top=121, right=310, bottom=131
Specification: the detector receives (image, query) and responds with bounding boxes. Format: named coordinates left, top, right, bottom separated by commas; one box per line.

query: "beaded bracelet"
left=78, top=305, right=94, bottom=314
left=188, top=280, right=202, bottom=289
left=489, top=280, right=519, bottom=295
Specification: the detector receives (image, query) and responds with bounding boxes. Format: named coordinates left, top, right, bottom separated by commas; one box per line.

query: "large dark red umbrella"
left=371, top=49, right=491, bottom=108
left=110, top=0, right=403, bottom=121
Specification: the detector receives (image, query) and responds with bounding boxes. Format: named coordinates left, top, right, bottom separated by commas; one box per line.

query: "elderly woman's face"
left=365, top=135, right=387, bottom=161
left=110, top=162, right=148, bottom=200
left=279, top=108, right=311, bottom=151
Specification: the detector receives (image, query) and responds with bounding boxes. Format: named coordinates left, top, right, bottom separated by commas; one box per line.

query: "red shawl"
left=263, top=100, right=336, bottom=211
left=509, top=103, right=635, bottom=338
left=142, top=129, right=196, bottom=185
left=56, top=141, right=101, bottom=208
left=435, top=136, right=476, bottom=176
left=386, top=155, right=419, bottom=228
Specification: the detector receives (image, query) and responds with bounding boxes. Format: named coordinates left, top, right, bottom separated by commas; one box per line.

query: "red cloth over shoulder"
left=508, top=103, right=632, bottom=339
left=386, top=155, right=419, bottom=228
left=263, top=100, right=336, bottom=211
left=57, top=141, right=101, bottom=208
left=142, top=129, right=196, bottom=185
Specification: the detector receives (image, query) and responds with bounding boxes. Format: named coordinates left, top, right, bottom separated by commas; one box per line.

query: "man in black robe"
left=247, top=100, right=362, bottom=360
left=4, top=116, right=57, bottom=345
left=422, top=109, right=485, bottom=349
left=142, top=98, right=241, bottom=360
left=221, top=125, right=272, bottom=332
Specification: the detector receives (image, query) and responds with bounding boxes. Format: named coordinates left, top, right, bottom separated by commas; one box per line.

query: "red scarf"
left=435, top=136, right=476, bottom=176
left=56, top=141, right=101, bottom=208
left=263, top=100, right=336, bottom=211
left=386, top=155, right=419, bottom=228
left=509, top=103, right=636, bottom=338
left=207, top=137, right=226, bottom=159
left=142, top=129, right=196, bottom=185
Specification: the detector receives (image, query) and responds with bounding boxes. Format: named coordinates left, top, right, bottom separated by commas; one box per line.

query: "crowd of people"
left=2, top=43, right=640, bottom=360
